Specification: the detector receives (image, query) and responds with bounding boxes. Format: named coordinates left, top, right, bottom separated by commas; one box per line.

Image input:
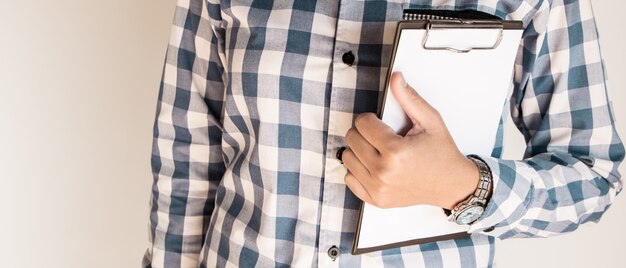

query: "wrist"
left=439, top=155, right=481, bottom=210
left=446, top=155, right=493, bottom=224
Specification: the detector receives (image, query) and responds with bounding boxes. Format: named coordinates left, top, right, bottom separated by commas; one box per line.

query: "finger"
left=390, top=72, right=439, bottom=129
left=345, top=127, right=381, bottom=167
left=342, top=148, right=373, bottom=181
left=344, top=172, right=375, bottom=204
left=353, top=113, right=402, bottom=152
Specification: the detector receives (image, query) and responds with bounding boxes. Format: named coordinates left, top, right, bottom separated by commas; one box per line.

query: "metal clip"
left=421, top=20, right=504, bottom=53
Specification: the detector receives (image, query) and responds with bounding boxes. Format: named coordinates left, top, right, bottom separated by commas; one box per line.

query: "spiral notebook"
left=352, top=12, right=523, bottom=255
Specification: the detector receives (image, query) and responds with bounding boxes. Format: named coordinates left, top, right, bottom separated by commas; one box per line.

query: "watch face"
left=456, top=206, right=484, bottom=225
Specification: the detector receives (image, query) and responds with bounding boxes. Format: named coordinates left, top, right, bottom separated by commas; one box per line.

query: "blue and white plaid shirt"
left=143, top=0, right=624, bottom=267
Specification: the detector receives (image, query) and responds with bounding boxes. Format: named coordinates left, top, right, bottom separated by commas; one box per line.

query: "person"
left=142, top=0, right=624, bottom=267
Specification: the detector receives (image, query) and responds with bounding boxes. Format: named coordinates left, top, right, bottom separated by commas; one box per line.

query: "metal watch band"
left=447, top=155, right=493, bottom=224
left=466, top=154, right=492, bottom=205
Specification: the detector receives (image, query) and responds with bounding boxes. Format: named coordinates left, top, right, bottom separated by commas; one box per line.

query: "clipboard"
left=352, top=18, right=523, bottom=255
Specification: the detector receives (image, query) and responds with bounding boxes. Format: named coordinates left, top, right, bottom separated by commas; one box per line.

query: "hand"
left=343, top=72, right=480, bottom=209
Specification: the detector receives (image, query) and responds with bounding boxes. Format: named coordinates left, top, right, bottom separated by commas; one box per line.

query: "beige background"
left=0, top=1, right=623, bottom=267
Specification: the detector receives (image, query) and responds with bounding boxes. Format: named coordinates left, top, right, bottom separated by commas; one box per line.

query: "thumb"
left=389, top=72, right=439, bottom=130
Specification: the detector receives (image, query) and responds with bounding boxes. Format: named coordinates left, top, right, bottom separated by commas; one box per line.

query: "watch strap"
left=467, top=154, right=491, bottom=205
left=447, top=155, right=493, bottom=224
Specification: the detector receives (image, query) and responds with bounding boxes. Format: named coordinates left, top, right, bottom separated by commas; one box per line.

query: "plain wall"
left=0, top=1, right=623, bottom=267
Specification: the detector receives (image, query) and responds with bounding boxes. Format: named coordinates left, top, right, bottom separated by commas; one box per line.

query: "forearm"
left=469, top=0, right=624, bottom=238
left=469, top=152, right=622, bottom=237
left=143, top=0, right=226, bottom=266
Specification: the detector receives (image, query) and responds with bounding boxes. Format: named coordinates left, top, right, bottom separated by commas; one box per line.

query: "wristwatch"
left=447, top=155, right=492, bottom=225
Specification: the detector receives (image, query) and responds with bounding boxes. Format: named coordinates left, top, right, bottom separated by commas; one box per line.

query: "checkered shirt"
left=143, top=0, right=624, bottom=267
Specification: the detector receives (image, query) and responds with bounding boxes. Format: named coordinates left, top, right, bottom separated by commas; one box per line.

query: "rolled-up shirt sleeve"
left=142, top=0, right=226, bottom=266
left=468, top=0, right=624, bottom=238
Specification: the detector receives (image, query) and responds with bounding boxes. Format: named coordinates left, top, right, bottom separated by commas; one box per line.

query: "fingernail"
left=398, top=72, right=407, bottom=88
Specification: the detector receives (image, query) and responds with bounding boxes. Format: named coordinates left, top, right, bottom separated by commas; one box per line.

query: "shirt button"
left=484, top=226, right=495, bottom=232
left=342, top=51, right=355, bottom=66
left=336, top=147, right=347, bottom=162
left=327, top=245, right=340, bottom=261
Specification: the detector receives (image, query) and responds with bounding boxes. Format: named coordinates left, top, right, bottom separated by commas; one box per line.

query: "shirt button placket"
left=319, top=0, right=358, bottom=266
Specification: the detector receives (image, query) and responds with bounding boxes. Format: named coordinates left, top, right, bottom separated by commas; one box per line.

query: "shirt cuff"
left=467, top=155, right=536, bottom=238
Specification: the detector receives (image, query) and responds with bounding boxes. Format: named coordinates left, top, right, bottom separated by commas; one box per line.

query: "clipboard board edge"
left=352, top=231, right=470, bottom=255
